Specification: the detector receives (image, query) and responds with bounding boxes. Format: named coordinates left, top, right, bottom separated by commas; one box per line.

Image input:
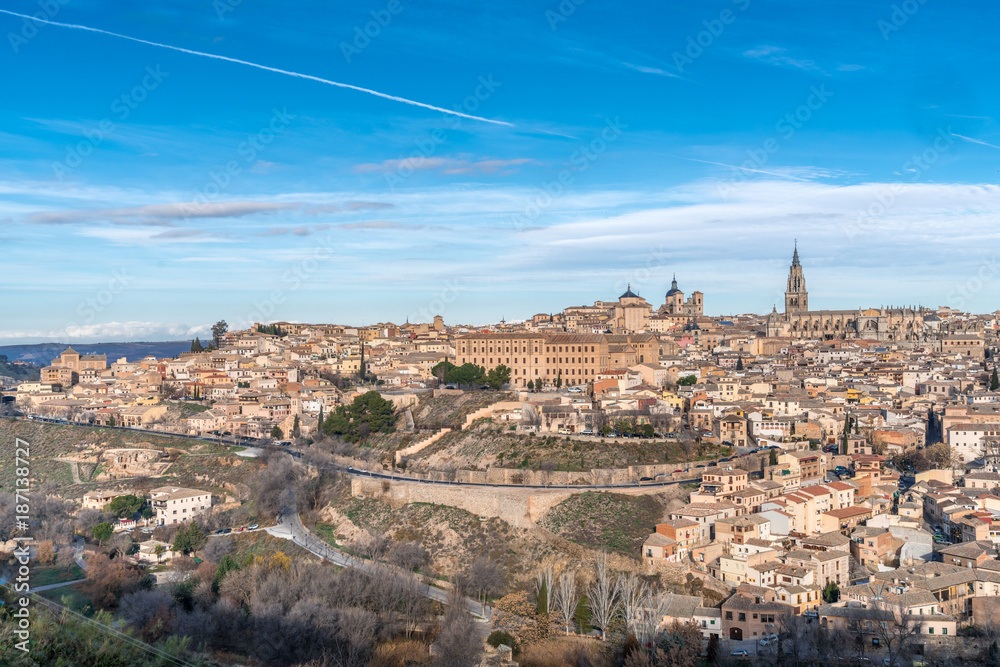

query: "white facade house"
left=947, top=423, right=1000, bottom=463
left=149, top=486, right=212, bottom=526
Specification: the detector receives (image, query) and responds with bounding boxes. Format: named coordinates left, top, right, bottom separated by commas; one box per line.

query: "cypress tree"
left=991, top=368, right=999, bottom=392
left=536, top=580, right=548, bottom=616
left=574, top=594, right=590, bottom=634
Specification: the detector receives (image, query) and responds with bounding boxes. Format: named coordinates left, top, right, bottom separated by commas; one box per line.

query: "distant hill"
left=0, top=341, right=194, bottom=367
left=0, top=357, right=40, bottom=383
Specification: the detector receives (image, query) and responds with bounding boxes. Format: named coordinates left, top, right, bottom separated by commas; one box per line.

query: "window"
left=738, top=613, right=746, bottom=622
left=725, top=612, right=733, bottom=620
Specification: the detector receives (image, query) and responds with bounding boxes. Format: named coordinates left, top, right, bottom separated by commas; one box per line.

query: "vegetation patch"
left=539, top=492, right=665, bottom=556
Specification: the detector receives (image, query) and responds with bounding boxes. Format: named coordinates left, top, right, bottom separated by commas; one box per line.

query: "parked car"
left=731, top=649, right=749, bottom=657
left=834, top=466, right=849, bottom=475
left=581, top=429, right=594, bottom=435
left=639, top=476, right=653, bottom=482
left=221, top=528, right=232, bottom=534
left=567, top=387, right=584, bottom=393
left=248, top=524, right=259, bottom=531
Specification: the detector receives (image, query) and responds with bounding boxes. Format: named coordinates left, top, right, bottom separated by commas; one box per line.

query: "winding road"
left=269, top=510, right=492, bottom=620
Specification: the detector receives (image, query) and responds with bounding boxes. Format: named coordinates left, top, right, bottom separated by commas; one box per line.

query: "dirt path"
left=53, top=458, right=81, bottom=484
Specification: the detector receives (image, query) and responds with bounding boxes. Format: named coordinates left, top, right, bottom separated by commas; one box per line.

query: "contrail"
left=660, top=154, right=812, bottom=181
left=0, top=9, right=513, bottom=127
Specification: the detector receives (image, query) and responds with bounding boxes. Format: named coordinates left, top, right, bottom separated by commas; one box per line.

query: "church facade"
left=765, top=245, right=932, bottom=342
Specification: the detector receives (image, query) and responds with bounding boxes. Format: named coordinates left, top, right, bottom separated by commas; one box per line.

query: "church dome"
left=665, top=275, right=681, bottom=297
left=620, top=283, right=640, bottom=299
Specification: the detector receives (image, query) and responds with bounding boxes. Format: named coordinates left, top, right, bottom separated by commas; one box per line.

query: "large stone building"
left=765, top=245, right=932, bottom=342
left=454, top=331, right=659, bottom=387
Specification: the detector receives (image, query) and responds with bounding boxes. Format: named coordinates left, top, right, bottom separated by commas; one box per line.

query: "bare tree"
left=588, top=552, right=619, bottom=641
left=434, top=589, right=484, bottom=667
left=389, top=541, right=428, bottom=572
left=870, top=591, right=921, bottom=667
left=637, top=590, right=669, bottom=650
left=459, top=556, right=505, bottom=615
left=553, top=570, right=579, bottom=635
left=535, top=564, right=554, bottom=614
left=616, top=572, right=649, bottom=638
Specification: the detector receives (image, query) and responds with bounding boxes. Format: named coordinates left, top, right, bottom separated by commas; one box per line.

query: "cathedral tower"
left=784, top=241, right=808, bottom=314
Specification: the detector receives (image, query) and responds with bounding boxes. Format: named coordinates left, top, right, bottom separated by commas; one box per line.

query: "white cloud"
left=0, top=321, right=210, bottom=343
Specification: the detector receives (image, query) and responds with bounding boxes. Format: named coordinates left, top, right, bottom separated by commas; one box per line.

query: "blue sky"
left=2, top=0, right=999, bottom=343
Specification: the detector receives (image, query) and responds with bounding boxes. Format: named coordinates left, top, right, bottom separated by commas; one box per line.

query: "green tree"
left=322, top=390, right=397, bottom=442
left=432, top=360, right=457, bottom=382
left=190, top=337, right=204, bottom=352
left=769, top=447, right=779, bottom=465
left=678, top=375, right=697, bottom=386
left=211, top=320, right=228, bottom=348
left=707, top=633, right=721, bottom=663
left=842, top=414, right=850, bottom=455
left=991, top=368, right=999, bottom=391
left=292, top=415, right=300, bottom=438
left=141, top=506, right=153, bottom=520
left=736, top=357, right=744, bottom=371
left=108, top=414, right=116, bottom=427
left=641, top=423, right=655, bottom=438
left=359, top=341, right=366, bottom=379
left=317, top=406, right=323, bottom=433
left=485, top=364, right=511, bottom=390
left=270, top=425, right=283, bottom=439
left=823, top=581, right=840, bottom=603
left=91, top=522, right=113, bottom=547
left=536, top=579, right=548, bottom=616
left=555, top=373, right=562, bottom=389
left=574, top=594, right=591, bottom=634
left=526, top=379, right=534, bottom=392
left=103, top=494, right=144, bottom=519
left=153, top=543, right=166, bottom=563
left=172, top=522, right=206, bottom=555
left=213, top=554, right=241, bottom=592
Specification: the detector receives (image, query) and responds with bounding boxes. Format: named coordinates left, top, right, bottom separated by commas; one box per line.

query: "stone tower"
left=784, top=241, right=808, bottom=314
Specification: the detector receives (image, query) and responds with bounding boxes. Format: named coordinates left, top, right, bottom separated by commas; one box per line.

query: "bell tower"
left=784, top=241, right=808, bottom=314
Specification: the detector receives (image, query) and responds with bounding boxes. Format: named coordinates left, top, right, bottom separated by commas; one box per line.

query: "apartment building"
left=149, top=486, right=212, bottom=526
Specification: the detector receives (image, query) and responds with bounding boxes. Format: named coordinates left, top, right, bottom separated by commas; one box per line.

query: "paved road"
left=32, top=578, right=87, bottom=593
left=270, top=511, right=492, bottom=620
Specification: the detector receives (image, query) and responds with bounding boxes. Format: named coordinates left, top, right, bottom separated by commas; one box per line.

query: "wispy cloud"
left=352, top=157, right=536, bottom=176
left=622, top=62, right=680, bottom=78
left=952, top=133, right=1000, bottom=150
left=28, top=201, right=302, bottom=225
left=253, top=226, right=313, bottom=236
left=339, top=220, right=416, bottom=230
left=744, top=45, right=822, bottom=73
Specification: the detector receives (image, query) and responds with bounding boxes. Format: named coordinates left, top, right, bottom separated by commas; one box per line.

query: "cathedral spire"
left=792, top=239, right=800, bottom=267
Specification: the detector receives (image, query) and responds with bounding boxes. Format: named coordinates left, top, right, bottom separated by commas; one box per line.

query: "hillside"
left=407, top=420, right=732, bottom=472
left=0, top=357, right=40, bottom=383
left=315, top=490, right=558, bottom=579
left=0, top=419, right=262, bottom=500
left=410, top=390, right=514, bottom=429
left=538, top=491, right=680, bottom=556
